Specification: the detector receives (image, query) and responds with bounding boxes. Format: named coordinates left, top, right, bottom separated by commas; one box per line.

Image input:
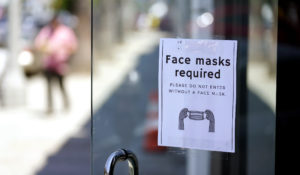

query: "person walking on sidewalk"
left=35, top=14, right=78, bottom=114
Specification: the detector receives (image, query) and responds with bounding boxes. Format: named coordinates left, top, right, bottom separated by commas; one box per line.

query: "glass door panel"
left=92, top=0, right=277, bottom=174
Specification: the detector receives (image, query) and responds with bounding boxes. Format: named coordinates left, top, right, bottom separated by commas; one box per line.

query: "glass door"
left=92, top=0, right=278, bottom=174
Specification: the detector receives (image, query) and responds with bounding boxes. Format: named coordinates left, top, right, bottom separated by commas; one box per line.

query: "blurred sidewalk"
left=0, top=30, right=164, bottom=175
left=0, top=73, right=91, bottom=175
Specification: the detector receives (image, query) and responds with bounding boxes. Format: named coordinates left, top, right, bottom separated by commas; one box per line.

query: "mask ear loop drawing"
left=205, top=109, right=215, bottom=132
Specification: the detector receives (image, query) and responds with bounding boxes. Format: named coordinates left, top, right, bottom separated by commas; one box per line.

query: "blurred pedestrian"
left=0, top=49, right=7, bottom=106
left=35, top=14, right=78, bottom=114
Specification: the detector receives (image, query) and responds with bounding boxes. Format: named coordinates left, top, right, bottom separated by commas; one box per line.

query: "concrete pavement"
left=0, top=73, right=91, bottom=175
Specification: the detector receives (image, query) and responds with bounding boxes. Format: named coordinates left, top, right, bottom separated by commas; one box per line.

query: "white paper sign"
left=158, top=38, right=237, bottom=153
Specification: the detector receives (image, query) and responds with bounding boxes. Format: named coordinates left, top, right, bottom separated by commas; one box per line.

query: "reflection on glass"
left=196, top=12, right=214, bottom=28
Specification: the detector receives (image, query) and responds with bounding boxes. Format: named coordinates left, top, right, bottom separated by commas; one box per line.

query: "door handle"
left=104, top=149, right=139, bottom=175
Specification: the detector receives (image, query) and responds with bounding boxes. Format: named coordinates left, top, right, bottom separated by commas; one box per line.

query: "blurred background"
left=0, top=0, right=280, bottom=174
left=0, top=0, right=90, bottom=174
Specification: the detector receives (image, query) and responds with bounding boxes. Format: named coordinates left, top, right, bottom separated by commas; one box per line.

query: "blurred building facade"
left=93, top=0, right=138, bottom=58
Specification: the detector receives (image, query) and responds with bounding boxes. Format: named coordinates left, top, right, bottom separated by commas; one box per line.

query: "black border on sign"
left=160, top=40, right=164, bottom=144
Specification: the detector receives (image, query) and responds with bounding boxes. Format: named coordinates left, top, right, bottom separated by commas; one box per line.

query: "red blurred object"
left=143, top=91, right=166, bottom=152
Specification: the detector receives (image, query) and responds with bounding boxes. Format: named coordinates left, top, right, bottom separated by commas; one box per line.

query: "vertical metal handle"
left=104, top=149, right=139, bottom=175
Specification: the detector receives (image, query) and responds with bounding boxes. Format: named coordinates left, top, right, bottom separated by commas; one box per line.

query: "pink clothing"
left=35, top=24, right=78, bottom=75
